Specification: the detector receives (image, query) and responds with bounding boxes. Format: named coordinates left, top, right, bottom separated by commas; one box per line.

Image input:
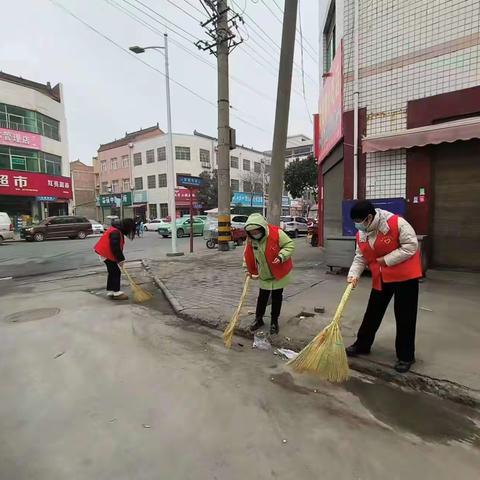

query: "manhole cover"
left=5, top=308, right=60, bottom=323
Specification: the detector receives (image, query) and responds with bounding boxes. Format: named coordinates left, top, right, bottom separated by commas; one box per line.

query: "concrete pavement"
left=1, top=264, right=479, bottom=479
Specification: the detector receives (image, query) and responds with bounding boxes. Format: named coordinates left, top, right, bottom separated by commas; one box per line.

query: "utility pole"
left=267, top=0, right=298, bottom=226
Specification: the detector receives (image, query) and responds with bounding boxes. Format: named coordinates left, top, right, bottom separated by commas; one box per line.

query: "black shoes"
left=345, top=344, right=371, bottom=357
left=394, top=360, right=415, bottom=373
left=270, top=321, right=279, bottom=335
left=249, top=318, right=265, bottom=332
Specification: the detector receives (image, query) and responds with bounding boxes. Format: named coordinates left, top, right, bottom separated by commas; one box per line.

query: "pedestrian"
left=135, top=216, right=141, bottom=238
left=346, top=200, right=422, bottom=373
left=244, top=213, right=295, bottom=335
left=94, top=218, right=136, bottom=300
left=139, top=219, right=144, bottom=237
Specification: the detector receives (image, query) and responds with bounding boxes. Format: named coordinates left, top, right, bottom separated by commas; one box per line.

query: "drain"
left=5, top=308, right=60, bottom=323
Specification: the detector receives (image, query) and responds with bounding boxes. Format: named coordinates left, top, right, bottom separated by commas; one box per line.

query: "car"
left=89, top=220, right=105, bottom=234
left=280, top=216, right=309, bottom=237
left=20, top=216, right=93, bottom=242
left=231, top=214, right=249, bottom=229
left=158, top=217, right=205, bottom=238
left=0, top=212, right=14, bottom=244
left=144, top=218, right=168, bottom=231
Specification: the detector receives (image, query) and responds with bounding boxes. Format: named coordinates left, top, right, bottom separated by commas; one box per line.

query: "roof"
left=70, top=160, right=93, bottom=171
left=193, top=130, right=270, bottom=156
left=98, top=124, right=164, bottom=152
left=0, top=71, right=62, bottom=102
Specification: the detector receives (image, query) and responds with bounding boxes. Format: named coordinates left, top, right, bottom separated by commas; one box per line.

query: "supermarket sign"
left=0, top=169, right=72, bottom=198
left=0, top=127, right=42, bottom=150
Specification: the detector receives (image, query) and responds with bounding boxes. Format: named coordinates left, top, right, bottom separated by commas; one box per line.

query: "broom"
left=121, top=266, right=153, bottom=303
left=287, top=283, right=354, bottom=382
left=223, top=274, right=251, bottom=348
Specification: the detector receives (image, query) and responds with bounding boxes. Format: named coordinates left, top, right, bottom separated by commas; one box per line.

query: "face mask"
left=251, top=232, right=264, bottom=240
left=354, top=222, right=367, bottom=232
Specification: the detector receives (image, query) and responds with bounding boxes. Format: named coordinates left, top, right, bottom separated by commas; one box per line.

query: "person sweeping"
left=244, top=213, right=295, bottom=335
left=346, top=201, right=422, bottom=373
left=94, top=218, right=136, bottom=300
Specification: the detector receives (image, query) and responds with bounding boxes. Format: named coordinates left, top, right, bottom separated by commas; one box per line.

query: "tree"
left=197, top=169, right=218, bottom=210
left=284, top=154, right=318, bottom=200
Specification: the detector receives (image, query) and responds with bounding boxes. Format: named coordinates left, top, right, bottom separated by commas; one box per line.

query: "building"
left=0, top=72, right=71, bottom=228
left=70, top=160, right=96, bottom=219
left=96, top=125, right=164, bottom=222
left=316, top=0, right=480, bottom=270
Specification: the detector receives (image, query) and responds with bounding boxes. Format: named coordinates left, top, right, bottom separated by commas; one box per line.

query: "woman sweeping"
left=94, top=218, right=136, bottom=300
left=244, top=213, right=295, bottom=335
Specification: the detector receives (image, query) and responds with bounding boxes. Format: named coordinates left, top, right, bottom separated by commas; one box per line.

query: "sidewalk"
left=144, top=240, right=480, bottom=407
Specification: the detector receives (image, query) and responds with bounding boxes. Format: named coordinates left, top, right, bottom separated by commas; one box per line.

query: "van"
left=20, top=216, right=93, bottom=242
left=0, top=212, right=14, bottom=243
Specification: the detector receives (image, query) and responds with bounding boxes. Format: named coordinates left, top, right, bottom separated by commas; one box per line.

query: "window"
left=254, top=162, right=261, bottom=173
left=149, top=204, right=158, bottom=219
left=134, top=177, right=143, bottom=190
left=147, top=175, right=156, bottom=189
left=133, top=152, right=142, bottom=166
left=123, top=179, right=130, bottom=192
left=200, top=148, right=210, bottom=166
left=111, top=180, right=119, bottom=193
left=243, top=181, right=252, bottom=193
left=157, top=146, right=166, bottom=162
left=0, top=146, right=60, bottom=175
left=101, top=182, right=109, bottom=193
left=11, top=155, right=26, bottom=171
left=146, top=149, right=155, bottom=164
left=243, top=159, right=250, bottom=171
left=230, top=156, right=239, bottom=169
left=160, top=203, right=169, bottom=218
left=158, top=173, right=167, bottom=188
left=265, top=164, right=271, bottom=174
left=111, top=157, right=118, bottom=170
left=122, top=155, right=129, bottom=168
left=175, top=146, right=191, bottom=161
left=40, top=152, right=62, bottom=175
left=231, top=179, right=240, bottom=191
left=254, top=182, right=262, bottom=193
left=324, top=2, right=336, bottom=73
left=100, top=160, right=107, bottom=172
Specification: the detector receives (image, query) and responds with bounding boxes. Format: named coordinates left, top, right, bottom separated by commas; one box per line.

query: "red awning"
left=362, top=116, right=480, bottom=153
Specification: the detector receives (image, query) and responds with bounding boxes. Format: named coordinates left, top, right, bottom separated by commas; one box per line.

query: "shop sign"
left=175, top=188, right=198, bottom=206
left=99, top=192, right=132, bottom=207
left=0, top=127, right=42, bottom=150
left=231, top=192, right=291, bottom=208
left=36, top=196, right=57, bottom=202
left=177, top=175, right=203, bottom=188
left=0, top=169, right=72, bottom=198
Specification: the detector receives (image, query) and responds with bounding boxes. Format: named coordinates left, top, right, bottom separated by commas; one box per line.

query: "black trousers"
left=255, top=288, right=283, bottom=324
left=355, top=279, right=419, bottom=362
left=105, top=260, right=121, bottom=292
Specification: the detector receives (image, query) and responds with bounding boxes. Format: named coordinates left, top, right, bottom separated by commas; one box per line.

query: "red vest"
left=357, top=215, right=422, bottom=291
left=244, top=225, right=293, bottom=280
left=94, top=226, right=125, bottom=262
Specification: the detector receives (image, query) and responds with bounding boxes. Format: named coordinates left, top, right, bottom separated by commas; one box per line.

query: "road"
left=0, top=231, right=208, bottom=278
left=0, top=265, right=479, bottom=479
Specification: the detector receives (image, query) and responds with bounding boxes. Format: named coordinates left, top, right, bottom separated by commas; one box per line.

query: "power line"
left=180, top=0, right=208, bottom=19
left=164, top=0, right=203, bottom=23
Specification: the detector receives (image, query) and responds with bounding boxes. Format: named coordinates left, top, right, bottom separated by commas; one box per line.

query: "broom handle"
left=332, top=283, right=354, bottom=325
left=236, top=274, right=251, bottom=314
left=120, top=266, right=135, bottom=287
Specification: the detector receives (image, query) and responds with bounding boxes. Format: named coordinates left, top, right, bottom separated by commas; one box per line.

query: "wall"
left=71, top=161, right=96, bottom=219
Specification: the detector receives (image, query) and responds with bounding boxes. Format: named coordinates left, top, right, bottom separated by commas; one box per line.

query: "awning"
left=362, top=116, right=480, bottom=153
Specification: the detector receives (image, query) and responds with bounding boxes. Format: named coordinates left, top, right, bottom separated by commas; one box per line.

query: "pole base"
left=166, top=252, right=185, bottom=257
left=218, top=243, right=230, bottom=252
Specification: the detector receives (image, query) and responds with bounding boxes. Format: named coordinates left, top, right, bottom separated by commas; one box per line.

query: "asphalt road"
left=0, top=231, right=208, bottom=278
left=1, top=267, right=479, bottom=479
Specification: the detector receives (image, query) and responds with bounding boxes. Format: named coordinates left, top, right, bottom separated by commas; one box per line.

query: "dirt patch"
left=4, top=308, right=60, bottom=323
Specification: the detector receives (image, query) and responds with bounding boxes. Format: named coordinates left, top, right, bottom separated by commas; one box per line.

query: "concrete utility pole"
left=216, top=0, right=231, bottom=251
left=267, top=0, right=298, bottom=226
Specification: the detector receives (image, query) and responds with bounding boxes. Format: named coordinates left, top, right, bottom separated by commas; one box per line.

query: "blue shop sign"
left=177, top=175, right=203, bottom=188
left=231, top=191, right=264, bottom=207
left=36, top=196, right=57, bottom=202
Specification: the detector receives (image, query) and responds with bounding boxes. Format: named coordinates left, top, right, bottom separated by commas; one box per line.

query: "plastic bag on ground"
left=253, top=332, right=271, bottom=350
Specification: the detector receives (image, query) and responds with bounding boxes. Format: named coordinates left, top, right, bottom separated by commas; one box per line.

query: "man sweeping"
left=244, top=213, right=295, bottom=335
left=346, top=201, right=422, bottom=373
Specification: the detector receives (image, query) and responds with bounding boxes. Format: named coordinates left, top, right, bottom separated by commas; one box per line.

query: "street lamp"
left=129, top=35, right=180, bottom=256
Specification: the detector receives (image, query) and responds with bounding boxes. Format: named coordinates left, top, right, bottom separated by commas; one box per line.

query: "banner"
left=0, top=169, right=72, bottom=198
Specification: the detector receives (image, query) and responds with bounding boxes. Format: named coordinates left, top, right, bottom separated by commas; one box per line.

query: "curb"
left=142, top=259, right=480, bottom=409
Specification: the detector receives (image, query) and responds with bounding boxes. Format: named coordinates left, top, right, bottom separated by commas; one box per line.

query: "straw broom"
left=223, top=274, right=251, bottom=348
left=287, top=283, right=354, bottom=382
left=121, top=267, right=153, bottom=303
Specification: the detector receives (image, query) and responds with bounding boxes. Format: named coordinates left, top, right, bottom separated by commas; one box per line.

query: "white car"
left=0, top=212, right=14, bottom=243
left=144, top=218, right=168, bottom=231
left=231, top=214, right=248, bottom=229
left=280, top=216, right=309, bottom=237
left=89, top=220, right=105, bottom=234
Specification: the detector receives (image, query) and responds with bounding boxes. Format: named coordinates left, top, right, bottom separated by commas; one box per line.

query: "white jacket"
left=348, top=209, right=418, bottom=279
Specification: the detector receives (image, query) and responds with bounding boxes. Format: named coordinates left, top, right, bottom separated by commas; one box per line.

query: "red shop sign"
left=0, top=169, right=72, bottom=199
left=0, top=127, right=42, bottom=150
left=175, top=187, right=198, bottom=206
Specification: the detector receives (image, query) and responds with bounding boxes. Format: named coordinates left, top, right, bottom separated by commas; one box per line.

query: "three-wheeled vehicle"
left=204, top=209, right=247, bottom=249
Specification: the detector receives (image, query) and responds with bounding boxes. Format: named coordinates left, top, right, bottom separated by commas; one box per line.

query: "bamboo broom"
left=223, top=274, right=251, bottom=348
left=121, top=267, right=153, bottom=303
left=287, top=283, right=354, bottom=382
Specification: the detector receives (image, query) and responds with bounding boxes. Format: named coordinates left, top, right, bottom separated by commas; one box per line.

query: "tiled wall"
left=342, top=0, right=480, bottom=198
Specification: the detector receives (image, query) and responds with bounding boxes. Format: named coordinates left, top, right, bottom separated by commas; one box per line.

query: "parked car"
left=89, top=219, right=105, bottom=234
left=21, top=216, right=93, bottom=242
left=231, top=214, right=249, bottom=229
left=144, top=218, right=168, bottom=231
left=0, top=212, right=14, bottom=244
left=158, top=217, right=205, bottom=238
left=280, top=216, right=309, bottom=237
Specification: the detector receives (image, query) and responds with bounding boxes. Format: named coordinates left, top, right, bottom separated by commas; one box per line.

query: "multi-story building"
left=0, top=72, right=71, bottom=227
left=70, top=160, right=96, bottom=219
left=316, top=0, right=480, bottom=269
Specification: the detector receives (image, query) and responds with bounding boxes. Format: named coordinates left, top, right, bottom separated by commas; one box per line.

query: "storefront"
left=175, top=188, right=201, bottom=217
left=230, top=192, right=290, bottom=216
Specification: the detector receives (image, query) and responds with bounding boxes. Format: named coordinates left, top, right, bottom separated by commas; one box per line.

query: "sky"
left=1, top=0, right=326, bottom=164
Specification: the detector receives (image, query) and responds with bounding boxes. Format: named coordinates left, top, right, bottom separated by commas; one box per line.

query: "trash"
left=314, top=306, right=326, bottom=314
left=108, top=418, right=117, bottom=423
left=54, top=351, right=65, bottom=359
left=274, top=348, right=299, bottom=360
left=142, top=424, right=151, bottom=429
left=420, top=306, right=433, bottom=312
left=282, top=439, right=288, bottom=444
left=285, top=336, right=291, bottom=342
left=237, top=343, right=244, bottom=347
left=253, top=331, right=271, bottom=350
left=247, top=310, right=255, bottom=315
left=299, top=316, right=305, bottom=320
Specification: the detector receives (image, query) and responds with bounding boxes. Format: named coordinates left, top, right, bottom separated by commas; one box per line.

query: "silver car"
left=280, top=216, right=309, bottom=237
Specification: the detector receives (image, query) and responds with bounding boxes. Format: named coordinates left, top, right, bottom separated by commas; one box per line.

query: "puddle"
left=346, top=377, right=480, bottom=445
left=4, top=307, right=60, bottom=323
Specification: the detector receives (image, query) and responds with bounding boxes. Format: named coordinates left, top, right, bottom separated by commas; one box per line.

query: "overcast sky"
left=1, top=0, right=326, bottom=164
